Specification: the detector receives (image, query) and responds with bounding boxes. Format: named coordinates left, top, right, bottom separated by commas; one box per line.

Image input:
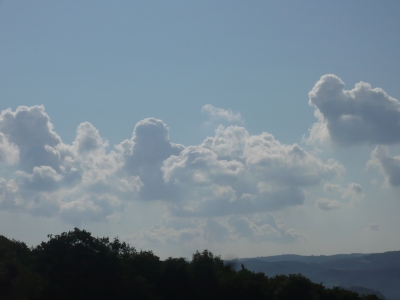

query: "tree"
left=160, top=257, right=192, bottom=300
left=0, top=235, right=43, bottom=299
left=189, top=250, right=225, bottom=299
left=33, top=228, right=124, bottom=299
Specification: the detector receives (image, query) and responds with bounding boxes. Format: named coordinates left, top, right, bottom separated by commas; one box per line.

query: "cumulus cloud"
left=73, top=122, right=109, bottom=154
left=201, top=104, right=243, bottom=124
left=117, top=118, right=184, bottom=200
left=16, top=166, right=63, bottom=191
left=0, top=105, right=345, bottom=228
left=367, top=146, right=400, bottom=187
left=0, top=133, right=19, bottom=165
left=163, top=125, right=344, bottom=216
left=0, top=106, right=142, bottom=224
left=306, top=74, right=400, bottom=146
left=0, top=106, right=62, bottom=171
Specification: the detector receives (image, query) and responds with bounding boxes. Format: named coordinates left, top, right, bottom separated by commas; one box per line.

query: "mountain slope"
left=233, top=251, right=400, bottom=300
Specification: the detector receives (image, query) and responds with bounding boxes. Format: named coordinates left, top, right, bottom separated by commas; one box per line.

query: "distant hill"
left=240, top=253, right=368, bottom=264
left=231, top=251, right=400, bottom=300
left=348, top=286, right=389, bottom=300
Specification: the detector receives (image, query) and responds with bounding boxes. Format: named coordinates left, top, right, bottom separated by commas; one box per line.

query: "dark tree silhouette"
left=0, top=229, right=384, bottom=300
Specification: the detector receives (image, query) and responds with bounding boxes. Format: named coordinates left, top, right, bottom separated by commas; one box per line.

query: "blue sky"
left=1, top=1, right=400, bottom=259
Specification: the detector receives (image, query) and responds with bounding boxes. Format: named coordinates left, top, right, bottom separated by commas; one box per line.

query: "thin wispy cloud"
left=201, top=104, right=243, bottom=124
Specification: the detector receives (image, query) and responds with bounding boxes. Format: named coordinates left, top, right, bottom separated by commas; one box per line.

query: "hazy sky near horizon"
left=1, top=1, right=400, bottom=259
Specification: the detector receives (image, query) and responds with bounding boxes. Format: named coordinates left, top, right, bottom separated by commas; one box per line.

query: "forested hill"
left=234, top=251, right=400, bottom=300
left=240, top=253, right=369, bottom=264
left=0, top=228, right=384, bottom=300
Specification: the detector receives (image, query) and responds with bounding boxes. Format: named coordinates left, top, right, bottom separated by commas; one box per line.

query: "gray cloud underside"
left=0, top=105, right=345, bottom=224
left=307, top=74, right=400, bottom=146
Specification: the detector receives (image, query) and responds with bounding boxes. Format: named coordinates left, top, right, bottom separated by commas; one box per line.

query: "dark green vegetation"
left=1, top=228, right=383, bottom=300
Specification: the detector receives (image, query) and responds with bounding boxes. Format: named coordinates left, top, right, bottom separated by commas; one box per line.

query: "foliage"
left=0, top=228, right=384, bottom=300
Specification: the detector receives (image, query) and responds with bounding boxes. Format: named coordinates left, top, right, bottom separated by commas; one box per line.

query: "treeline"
left=1, top=228, right=381, bottom=300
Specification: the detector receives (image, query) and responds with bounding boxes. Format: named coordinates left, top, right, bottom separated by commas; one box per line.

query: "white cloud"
left=0, top=105, right=345, bottom=227
left=163, top=125, right=344, bottom=216
left=0, top=106, right=142, bottom=224
left=0, top=133, right=19, bottom=165
left=117, top=118, right=184, bottom=201
left=16, top=166, right=63, bottom=191
left=306, top=74, right=400, bottom=146
left=58, top=194, right=124, bottom=225
left=201, top=104, right=243, bottom=124
left=367, top=145, right=400, bottom=187
left=73, top=122, right=109, bottom=154
left=0, top=105, right=62, bottom=171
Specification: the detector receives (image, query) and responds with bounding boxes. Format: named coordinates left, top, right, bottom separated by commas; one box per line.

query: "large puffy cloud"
left=163, top=125, right=344, bottom=216
left=0, top=106, right=142, bottom=224
left=117, top=118, right=184, bottom=200
left=0, top=106, right=62, bottom=171
left=367, top=146, right=400, bottom=187
left=73, top=122, right=109, bottom=154
left=0, top=105, right=345, bottom=227
left=0, top=109, right=189, bottom=224
left=307, top=74, right=400, bottom=146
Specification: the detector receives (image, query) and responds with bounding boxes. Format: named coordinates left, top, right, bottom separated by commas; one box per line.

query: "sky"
left=1, top=1, right=400, bottom=259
